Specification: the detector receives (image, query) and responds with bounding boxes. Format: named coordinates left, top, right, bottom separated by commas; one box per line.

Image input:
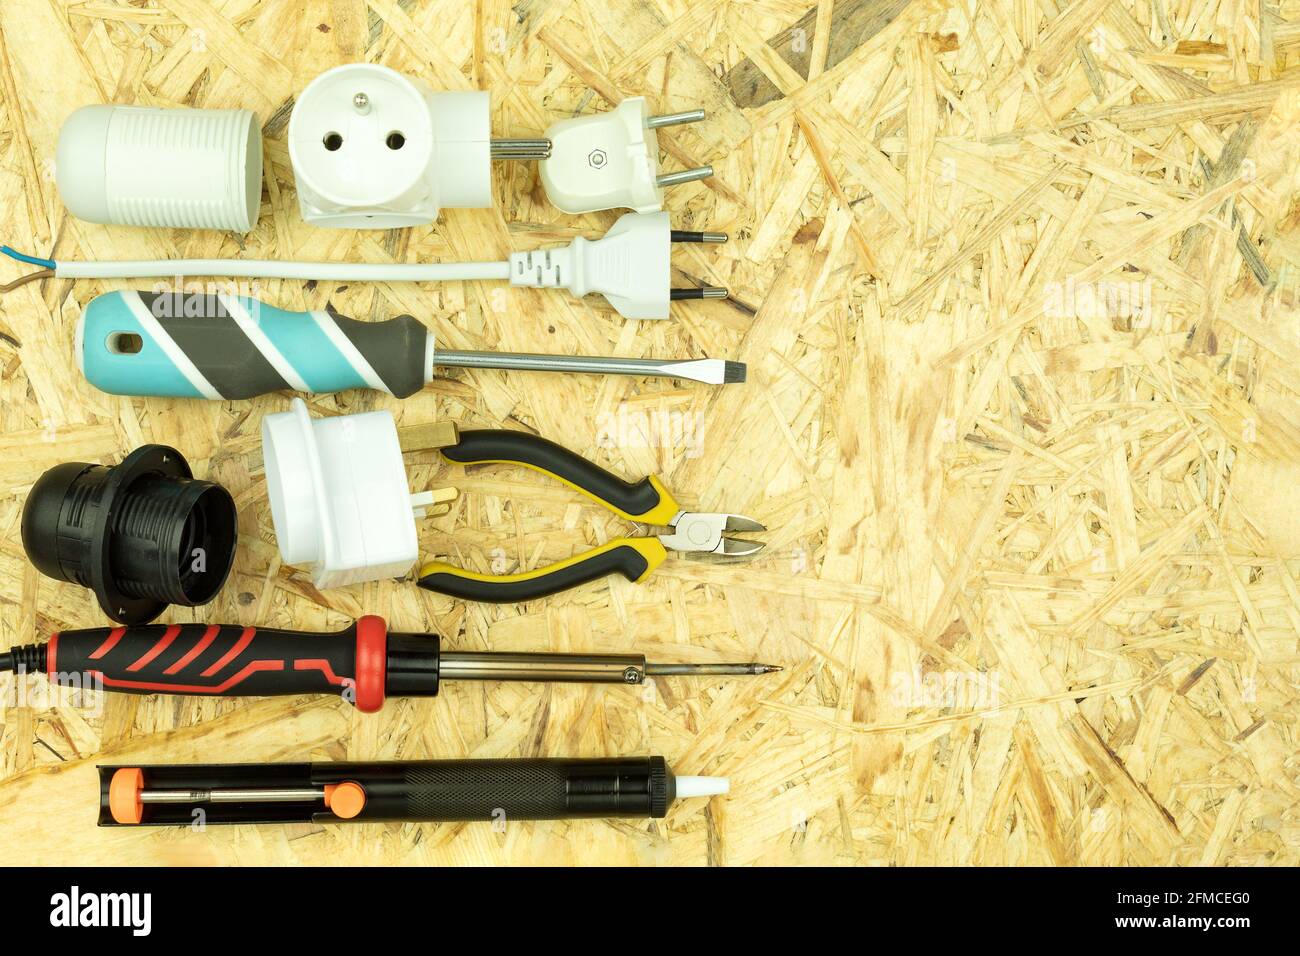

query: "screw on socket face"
left=588, top=148, right=608, bottom=169
left=353, top=92, right=370, bottom=113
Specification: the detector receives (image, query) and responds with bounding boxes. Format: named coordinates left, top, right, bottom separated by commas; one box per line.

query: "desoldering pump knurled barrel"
left=99, top=757, right=730, bottom=826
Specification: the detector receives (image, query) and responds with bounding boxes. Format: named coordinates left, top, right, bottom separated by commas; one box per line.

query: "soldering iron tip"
left=644, top=661, right=784, bottom=677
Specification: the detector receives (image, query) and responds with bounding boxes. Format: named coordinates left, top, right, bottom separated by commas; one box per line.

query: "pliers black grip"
left=417, top=430, right=764, bottom=603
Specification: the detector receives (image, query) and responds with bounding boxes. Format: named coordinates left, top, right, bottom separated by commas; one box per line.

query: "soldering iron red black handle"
left=0, top=615, right=778, bottom=713
left=2, top=616, right=409, bottom=712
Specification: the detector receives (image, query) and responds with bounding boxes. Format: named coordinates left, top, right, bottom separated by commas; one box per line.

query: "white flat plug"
left=507, top=210, right=728, bottom=319
left=262, top=398, right=434, bottom=589
left=289, top=63, right=549, bottom=228
left=539, top=97, right=713, bottom=215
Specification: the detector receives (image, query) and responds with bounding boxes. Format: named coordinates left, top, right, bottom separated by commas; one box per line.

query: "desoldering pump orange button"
left=109, top=767, right=145, bottom=825
left=323, top=781, right=366, bottom=819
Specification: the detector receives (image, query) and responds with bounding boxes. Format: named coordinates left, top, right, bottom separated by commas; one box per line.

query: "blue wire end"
left=1, top=245, right=56, bottom=270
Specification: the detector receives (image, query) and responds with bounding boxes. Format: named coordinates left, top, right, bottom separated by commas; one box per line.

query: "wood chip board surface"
left=0, top=0, right=1298, bottom=866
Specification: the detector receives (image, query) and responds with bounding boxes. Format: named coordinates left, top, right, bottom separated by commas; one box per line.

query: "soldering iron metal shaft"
left=438, top=651, right=781, bottom=684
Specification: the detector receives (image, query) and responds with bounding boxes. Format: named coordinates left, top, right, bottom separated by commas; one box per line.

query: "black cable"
left=0, top=644, right=46, bottom=674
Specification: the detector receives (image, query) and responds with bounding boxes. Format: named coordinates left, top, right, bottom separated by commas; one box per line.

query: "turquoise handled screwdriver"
left=77, top=290, right=745, bottom=399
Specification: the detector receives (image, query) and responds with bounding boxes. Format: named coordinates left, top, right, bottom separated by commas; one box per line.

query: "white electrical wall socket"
left=539, top=97, right=712, bottom=215
left=262, top=399, right=437, bottom=589
left=288, top=63, right=493, bottom=228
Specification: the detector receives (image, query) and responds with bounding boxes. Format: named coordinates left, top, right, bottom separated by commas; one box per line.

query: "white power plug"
left=45, top=210, right=731, bottom=319
left=262, top=398, right=445, bottom=589
left=508, top=211, right=726, bottom=319
left=539, top=98, right=713, bottom=215
left=288, top=64, right=549, bottom=228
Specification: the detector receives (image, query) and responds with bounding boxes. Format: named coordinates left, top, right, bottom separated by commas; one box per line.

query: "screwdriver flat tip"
left=652, top=357, right=746, bottom=385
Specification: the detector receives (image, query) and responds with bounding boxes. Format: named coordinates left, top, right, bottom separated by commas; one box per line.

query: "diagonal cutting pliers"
left=417, top=429, right=765, bottom=602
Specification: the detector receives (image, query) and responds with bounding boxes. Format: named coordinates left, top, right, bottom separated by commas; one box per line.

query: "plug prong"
left=647, top=109, right=706, bottom=129
left=656, top=165, right=713, bottom=188
left=670, top=287, right=728, bottom=301
left=671, top=230, right=729, bottom=244
left=491, top=138, right=553, bottom=160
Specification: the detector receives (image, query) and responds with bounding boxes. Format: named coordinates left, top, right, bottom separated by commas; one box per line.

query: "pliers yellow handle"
left=416, top=429, right=762, bottom=603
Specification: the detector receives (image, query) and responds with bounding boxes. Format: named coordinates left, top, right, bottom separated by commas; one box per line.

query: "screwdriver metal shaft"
left=432, top=349, right=745, bottom=385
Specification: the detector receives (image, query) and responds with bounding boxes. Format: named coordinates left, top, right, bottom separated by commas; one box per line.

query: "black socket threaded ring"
left=20, top=445, right=237, bottom=624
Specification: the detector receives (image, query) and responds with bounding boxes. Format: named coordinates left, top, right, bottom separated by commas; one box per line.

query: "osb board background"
left=0, top=0, right=1298, bottom=867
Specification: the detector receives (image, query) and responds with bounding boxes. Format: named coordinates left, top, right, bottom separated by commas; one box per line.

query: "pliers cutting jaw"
left=416, top=429, right=765, bottom=602
left=658, top=512, right=766, bottom=558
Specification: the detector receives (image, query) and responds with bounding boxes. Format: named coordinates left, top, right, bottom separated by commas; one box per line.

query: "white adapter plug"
left=288, top=64, right=549, bottom=228
left=539, top=98, right=713, bottom=215
left=262, top=398, right=442, bottom=589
